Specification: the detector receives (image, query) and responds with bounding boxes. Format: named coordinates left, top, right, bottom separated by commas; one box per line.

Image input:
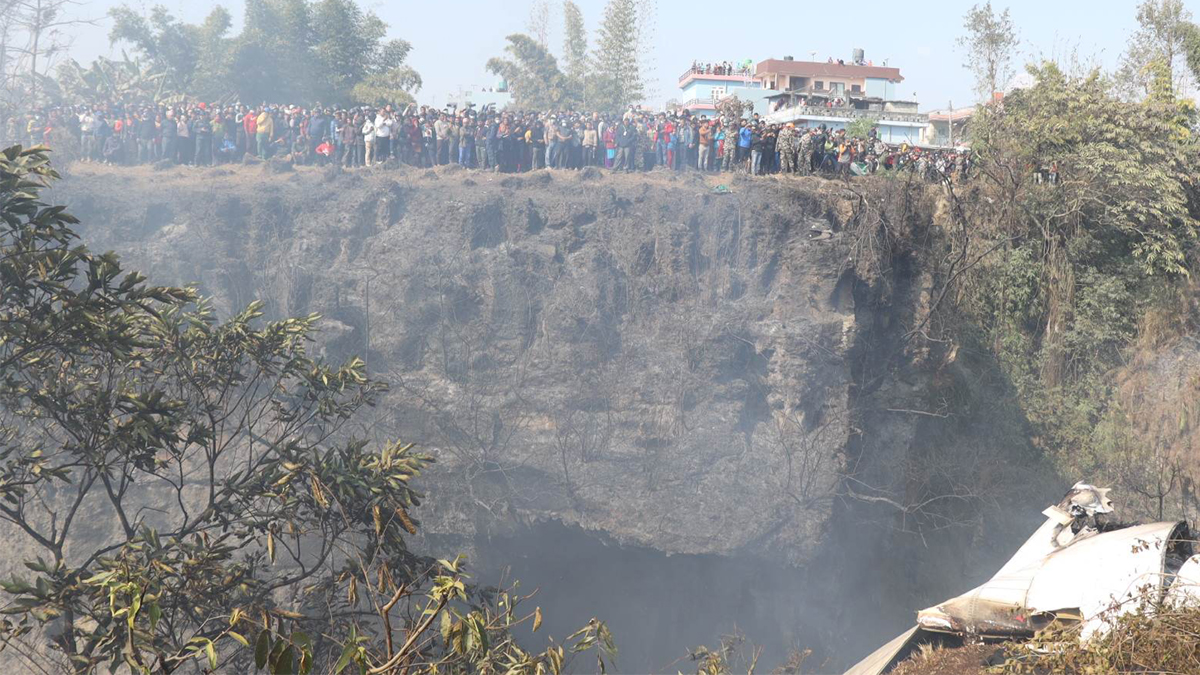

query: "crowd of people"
left=770, top=96, right=851, bottom=111
left=686, top=61, right=754, bottom=77
left=3, top=100, right=972, bottom=182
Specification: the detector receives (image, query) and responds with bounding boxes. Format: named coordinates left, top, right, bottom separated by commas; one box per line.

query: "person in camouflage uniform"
left=715, top=96, right=751, bottom=173
left=722, top=119, right=740, bottom=171
left=772, top=123, right=792, bottom=171
left=796, top=129, right=814, bottom=176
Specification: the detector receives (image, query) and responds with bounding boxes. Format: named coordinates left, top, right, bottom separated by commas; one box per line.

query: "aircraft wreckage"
left=846, top=482, right=1200, bottom=675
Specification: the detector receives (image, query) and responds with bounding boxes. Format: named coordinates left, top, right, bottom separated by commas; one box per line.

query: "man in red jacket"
left=242, top=110, right=257, bottom=159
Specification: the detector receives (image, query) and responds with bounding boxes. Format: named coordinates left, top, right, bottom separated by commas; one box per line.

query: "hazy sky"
left=60, top=0, right=1165, bottom=111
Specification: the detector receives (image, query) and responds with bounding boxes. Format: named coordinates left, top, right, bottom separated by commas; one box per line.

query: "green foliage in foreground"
left=0, top=145, right=613, bottom=674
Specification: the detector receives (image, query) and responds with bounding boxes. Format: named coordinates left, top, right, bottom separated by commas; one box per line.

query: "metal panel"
left=842, top=627, right=920, bottom=675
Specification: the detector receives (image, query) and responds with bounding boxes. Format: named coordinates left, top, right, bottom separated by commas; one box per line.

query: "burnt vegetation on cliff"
left=8, top=12, right=1200, bottom=675
left=35, top=152, right=1056, bottom=672
left=13, top=74, right=1200, bottom=672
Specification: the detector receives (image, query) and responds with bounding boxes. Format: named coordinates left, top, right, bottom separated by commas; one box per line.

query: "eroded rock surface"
left=47, top=164, right=1053, bottom=668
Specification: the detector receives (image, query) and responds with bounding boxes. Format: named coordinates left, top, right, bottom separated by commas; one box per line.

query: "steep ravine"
left=51, top=163, right=1055, bottom=670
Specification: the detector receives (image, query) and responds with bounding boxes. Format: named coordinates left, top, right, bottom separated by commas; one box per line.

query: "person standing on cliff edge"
left=614, top=117, right=636, bottom=172
left=255, top=107, right=274, bottom=159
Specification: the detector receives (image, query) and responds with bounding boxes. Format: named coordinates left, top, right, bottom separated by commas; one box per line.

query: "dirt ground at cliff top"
left=59, top=157, right=868, bottom=202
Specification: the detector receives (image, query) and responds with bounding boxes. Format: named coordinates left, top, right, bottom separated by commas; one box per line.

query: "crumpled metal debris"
left=1043, top=482, right=1114, bottom=548
left=808, top=224, right=834, bottom=241
left=844, top=482, right=1200, bottom=675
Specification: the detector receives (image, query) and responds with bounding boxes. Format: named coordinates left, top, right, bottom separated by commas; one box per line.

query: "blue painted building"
left=677, top=66, right=768, bottom=116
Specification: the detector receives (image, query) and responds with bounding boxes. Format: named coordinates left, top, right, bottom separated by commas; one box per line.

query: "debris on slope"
left=992, top=602, right=1200, bottom=674
left=849, top=482, right=1200, bottom=675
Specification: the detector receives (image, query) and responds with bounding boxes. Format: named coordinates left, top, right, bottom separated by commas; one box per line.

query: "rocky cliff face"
left=50, top=163, right=1052, bottom=669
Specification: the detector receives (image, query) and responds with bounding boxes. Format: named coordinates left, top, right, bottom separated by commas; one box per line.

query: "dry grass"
left=888, top=642, right=996, bottom=675
left=993, top=604, right=1200, bottom=675
left=888, top=605, right=1200, bottom=675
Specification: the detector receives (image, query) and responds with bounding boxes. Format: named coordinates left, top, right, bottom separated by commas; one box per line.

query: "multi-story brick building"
left=754, top=54, right=928, bottom=144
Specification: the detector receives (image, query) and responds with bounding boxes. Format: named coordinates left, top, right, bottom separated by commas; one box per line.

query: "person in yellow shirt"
left=256, top=108, right=274, bottom=159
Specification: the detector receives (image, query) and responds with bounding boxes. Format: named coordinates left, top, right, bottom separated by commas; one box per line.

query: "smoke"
left=468, top=486, right=1059, bottom=673
left=474, top=521, right=830, bottom=672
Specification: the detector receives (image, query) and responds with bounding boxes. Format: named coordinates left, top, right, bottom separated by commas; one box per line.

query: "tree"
left=591, top=0, right=644, bottom=112
left=312, top=0, right=419, bottom=104
left=106, top=4, right=232, bottom=100
left=961, top=62, right=1200, bottom=502
left=0, top=146, right=615, bottom=673
left=105, top=0, right=420, bottom=106
left=8, top=0, right=95, bottom=107
left=55, top=55, right=171, bottom=107
left=561, top=1, right=589, bottom=90
left=1117, top=0, right=1196, bottom=97
left=846, top=118, right=877, bottom=140
left=526, top=0, right=553, bottom=49
left=349, top=62, right=421, bottom=107
left=312, top=0, right=375, bottom=101
left=192, top=7, right=233, bottom=97
left=107, top=6, right=199, bottom=94
left=232, top=0, right=315, bottom=103
left=487, top=34, right=578, bottom=110
left=957, top=2, right=1019, bottom=102
left=972, top=62, right=1198, bottom=278
left=0, top=0, right=20, bottom=96
left=0, top=143, right=409, bottom=672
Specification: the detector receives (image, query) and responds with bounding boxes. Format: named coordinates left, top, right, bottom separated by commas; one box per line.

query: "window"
left=710, top=86, right=726, bottom=100
left=850, top=84, right=861, bottom=93
left=815, top=81, right=824, bottom=90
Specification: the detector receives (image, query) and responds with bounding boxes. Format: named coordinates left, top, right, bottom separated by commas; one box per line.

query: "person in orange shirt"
left=242, top=109, right=257, bottom=159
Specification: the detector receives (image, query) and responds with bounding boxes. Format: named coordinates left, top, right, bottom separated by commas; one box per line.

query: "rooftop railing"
left=679, top=66, right=755, bottom=83
left=764, top=105, right=928, bottom=125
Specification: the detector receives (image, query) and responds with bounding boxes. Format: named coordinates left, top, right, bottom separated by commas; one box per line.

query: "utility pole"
left=947, top=99, right=953, bottom=148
